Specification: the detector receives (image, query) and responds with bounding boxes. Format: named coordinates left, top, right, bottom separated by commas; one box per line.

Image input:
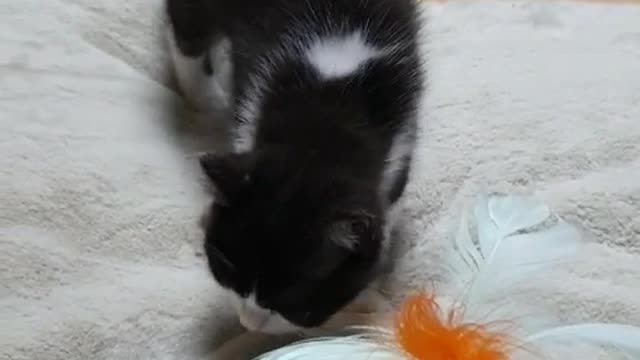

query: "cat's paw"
left=167, top=29, right=232, bottom=112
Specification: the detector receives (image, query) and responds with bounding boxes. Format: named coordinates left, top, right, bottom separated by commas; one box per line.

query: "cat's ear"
left=326, top=210, right=377, bottom=251
left=199, top=152, right=251, bottom=205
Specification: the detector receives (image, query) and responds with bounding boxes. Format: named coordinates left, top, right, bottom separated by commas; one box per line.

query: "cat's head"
left=198, top=147, right=384, bottom=334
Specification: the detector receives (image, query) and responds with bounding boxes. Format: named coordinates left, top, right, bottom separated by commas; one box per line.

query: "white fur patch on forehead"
left=306, top=32, right=381, bottom=80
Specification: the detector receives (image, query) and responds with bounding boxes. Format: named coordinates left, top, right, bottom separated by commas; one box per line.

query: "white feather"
left=449, top=195, right=581, bottom=309
left=249, top=195, right=640, bottom=360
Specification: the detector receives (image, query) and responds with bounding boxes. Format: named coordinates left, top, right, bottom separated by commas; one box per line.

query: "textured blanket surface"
left=1, top=0, right=639, bottom=359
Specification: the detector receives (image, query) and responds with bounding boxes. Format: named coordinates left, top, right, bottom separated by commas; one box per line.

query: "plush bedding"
left=1, top=0, right=639, bottom=359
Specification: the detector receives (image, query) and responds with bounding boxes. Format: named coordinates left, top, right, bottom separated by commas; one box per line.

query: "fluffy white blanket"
left=2, top=1, right=639, bottom=359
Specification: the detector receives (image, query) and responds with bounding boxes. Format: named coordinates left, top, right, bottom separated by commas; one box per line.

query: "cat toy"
left=253, top=194, right=640, bottom=360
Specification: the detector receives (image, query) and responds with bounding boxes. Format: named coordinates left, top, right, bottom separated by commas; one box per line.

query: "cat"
left=166, top=0, right=425, bottom=335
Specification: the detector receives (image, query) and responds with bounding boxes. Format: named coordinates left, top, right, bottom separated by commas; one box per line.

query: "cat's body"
left=167, top=0, right=424, bottom=335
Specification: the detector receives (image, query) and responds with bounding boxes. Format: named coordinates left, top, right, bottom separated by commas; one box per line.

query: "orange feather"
left=393, top=293, right=513, bottom=360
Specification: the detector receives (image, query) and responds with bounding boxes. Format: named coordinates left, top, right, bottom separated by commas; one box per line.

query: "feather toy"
left=253, top=194, right=640, bottom=360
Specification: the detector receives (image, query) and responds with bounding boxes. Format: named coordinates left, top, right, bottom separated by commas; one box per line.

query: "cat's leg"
left=166, top=0, right=232, bottom=112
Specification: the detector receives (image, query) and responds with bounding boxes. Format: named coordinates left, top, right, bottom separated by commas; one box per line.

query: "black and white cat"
left=167, top=0, right=425, bottom=335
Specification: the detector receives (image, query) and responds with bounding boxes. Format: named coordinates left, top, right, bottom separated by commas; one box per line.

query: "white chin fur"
left=226, top=291, right=301, bottom=334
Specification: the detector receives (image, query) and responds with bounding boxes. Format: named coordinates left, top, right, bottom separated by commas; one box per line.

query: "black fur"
left=168, top=0, right=425, bottom=329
